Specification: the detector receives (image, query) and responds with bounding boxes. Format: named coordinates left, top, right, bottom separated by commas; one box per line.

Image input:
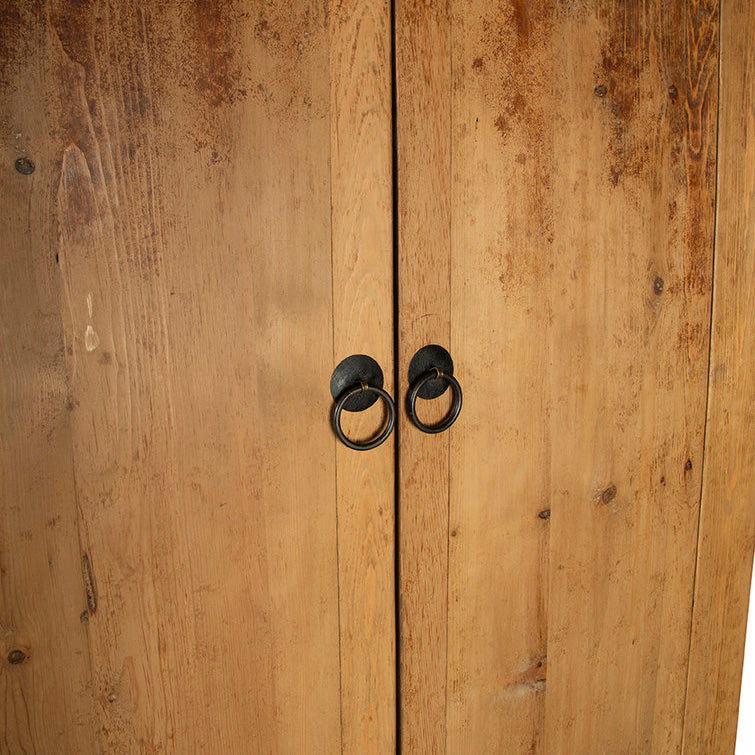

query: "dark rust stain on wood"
left=510, top=0, right=531, bottom=43
left=81, top=553, right=97, bottom=614
left=7, top=649, right=27, bottom=665
left=494, top=114, right=510, bottom=139
left=193, top=0, right=245, bottom=107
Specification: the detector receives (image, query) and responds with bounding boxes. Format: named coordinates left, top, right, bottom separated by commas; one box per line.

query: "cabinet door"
left=0, top=1, right=394, bottom=752
left=397, top=1, right=753, bottom=752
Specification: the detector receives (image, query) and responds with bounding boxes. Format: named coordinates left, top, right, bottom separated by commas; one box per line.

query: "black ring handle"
left=408, top=368, right=463, bottom=434
left=333, top=382, right=396, bottom=451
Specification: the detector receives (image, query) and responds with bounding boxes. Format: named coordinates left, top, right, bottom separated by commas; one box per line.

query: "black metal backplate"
left=330, top=354, right=384, bottom=412
left=407, top=344, right=454, bottom=400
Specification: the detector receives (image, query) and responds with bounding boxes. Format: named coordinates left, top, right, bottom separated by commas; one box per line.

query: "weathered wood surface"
left=330, top=0, right=396, bottom=751
left=395, top=1, right=453, bottom=751
left=397, top=1, right=720, bottom=751
left=683, top=0, right=755, bottom=751
left=1, top=1, right=394, bottom=751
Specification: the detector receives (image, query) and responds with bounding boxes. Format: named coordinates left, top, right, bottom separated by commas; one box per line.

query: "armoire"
left=1, top=0, right=753, bottom=752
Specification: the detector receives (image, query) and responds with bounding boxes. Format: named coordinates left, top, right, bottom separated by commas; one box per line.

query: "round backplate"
left=330, top=354, right=384, bottom=412
left=407, top=344, right=454, bottom=400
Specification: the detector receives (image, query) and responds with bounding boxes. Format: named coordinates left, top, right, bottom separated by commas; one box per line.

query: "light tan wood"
left=1, top=9, right=97, bottom=750
left=683, top=0, right=755, bottom=750
left=56, top=2, right=341, bottom=750
left=395, top=1, right=453, bottom=751
left=541, top=2, right=718, bottom=749
left=447, top=2, right=556, bottom=749
left=1, top=0, right=394, bottom=752
left=329, top=0, right=396, bottom=751
left=398, top=1, right=720, bottom=751
left=5, top=1, right=754, bottom=751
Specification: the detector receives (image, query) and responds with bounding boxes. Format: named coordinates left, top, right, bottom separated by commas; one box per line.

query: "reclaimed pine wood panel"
left=398, top=1, right=719, bottom=751
left=395, top=1, right=453, bottom=751
left=447, top=1, right=555, bottom=749
left=1, top=7, right=97, bottom=751
left=1, top=0, right=394, bottom=751
left=329, top=0, right=396, bottom=752
left=540, top=2, right=718, bottom=750
left=683, top=0, right=755, bottom=750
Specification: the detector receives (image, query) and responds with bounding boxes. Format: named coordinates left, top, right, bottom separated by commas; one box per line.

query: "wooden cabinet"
left=1, top=1, right=752, bottom=752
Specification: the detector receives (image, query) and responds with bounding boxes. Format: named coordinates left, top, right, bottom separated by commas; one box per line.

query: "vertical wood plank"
left=53, top=1, right=343, bottom=749
left=683, top=0, right=755, bottom=750
left=329, top=0, right=396, bottom=751
left=395, top=1, right=453, bottom=751
left=0, top=0, right=400, bottom=750
left=0, top=4, right=97, bottom=752
left=543, top=3, right=719, bottom=751
left=447, top=1, right=555, bottom=749
left=398, top=1, right=720, bottom=751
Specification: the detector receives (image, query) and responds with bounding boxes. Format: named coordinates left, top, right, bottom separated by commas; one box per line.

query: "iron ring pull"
left=333, top=382, right=396, bottom=451
left=407, top=368, right=463, bottom=434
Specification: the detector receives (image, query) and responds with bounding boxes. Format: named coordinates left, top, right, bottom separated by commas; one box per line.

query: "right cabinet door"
left=396, top=1, right=754, bottom=752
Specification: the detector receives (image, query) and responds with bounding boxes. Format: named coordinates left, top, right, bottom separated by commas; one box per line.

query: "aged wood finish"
left=540, top=3, right=718, bottom=750
left=683, top=0, right=755, bottom=751
left=1, top=0, right=393, bottom=752
left=3, top=0, right=754, bottom=751
left=397, top=0, right=720, bottom=751
left=330, top=0, right=396, bottom=751
left=395, top=2, right=453, bottom=751
left=1, top=8, right=97, bottom=750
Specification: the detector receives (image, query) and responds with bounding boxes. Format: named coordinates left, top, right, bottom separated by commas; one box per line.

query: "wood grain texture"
left=447, top=2, right=556, bottom=749
left=2, top=0, right=394, bottom=751
left=1, top=7, right=97, bottom=752
left=395, top=1, right=453, bottom=751
left=398, top=1, right=720, bottom=751
left=329, top=0, right=396, bottom=752
left=542, top=2, right=718, bottom=750
left=54, top=1, right=342, bottom=751
left=683, top=0, right=755, bottom=750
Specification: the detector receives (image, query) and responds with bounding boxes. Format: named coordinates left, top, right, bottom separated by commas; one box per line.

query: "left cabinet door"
left=0, top=1, right=395, bottom=752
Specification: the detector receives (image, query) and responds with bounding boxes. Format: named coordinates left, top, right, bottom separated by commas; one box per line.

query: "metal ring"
left=333, top=383, right=396, bottom=451
left=407, top=368, right=463, bottom=434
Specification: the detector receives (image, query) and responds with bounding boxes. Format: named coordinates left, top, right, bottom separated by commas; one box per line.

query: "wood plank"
left=395, top=1, right=453, bottom=751
left=0, top=0, right=397, bottom=750
left=399, top=0, right=719, bottom=750
left=542, top=2, right=718, bottom=751
left=329, top=0, right=396, bottom=751
left=541, top=3, right=718, bottom=750
left=683, top=0, right=755, bottom=750
left=447, top=1, right=555, bottom=749
left=54, top=0, right=342, bottom=748
left=1, top=7, right=97, bottom=751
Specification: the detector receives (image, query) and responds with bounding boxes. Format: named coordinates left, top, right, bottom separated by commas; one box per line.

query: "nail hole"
left=14, top=157, right=35, bottom=175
